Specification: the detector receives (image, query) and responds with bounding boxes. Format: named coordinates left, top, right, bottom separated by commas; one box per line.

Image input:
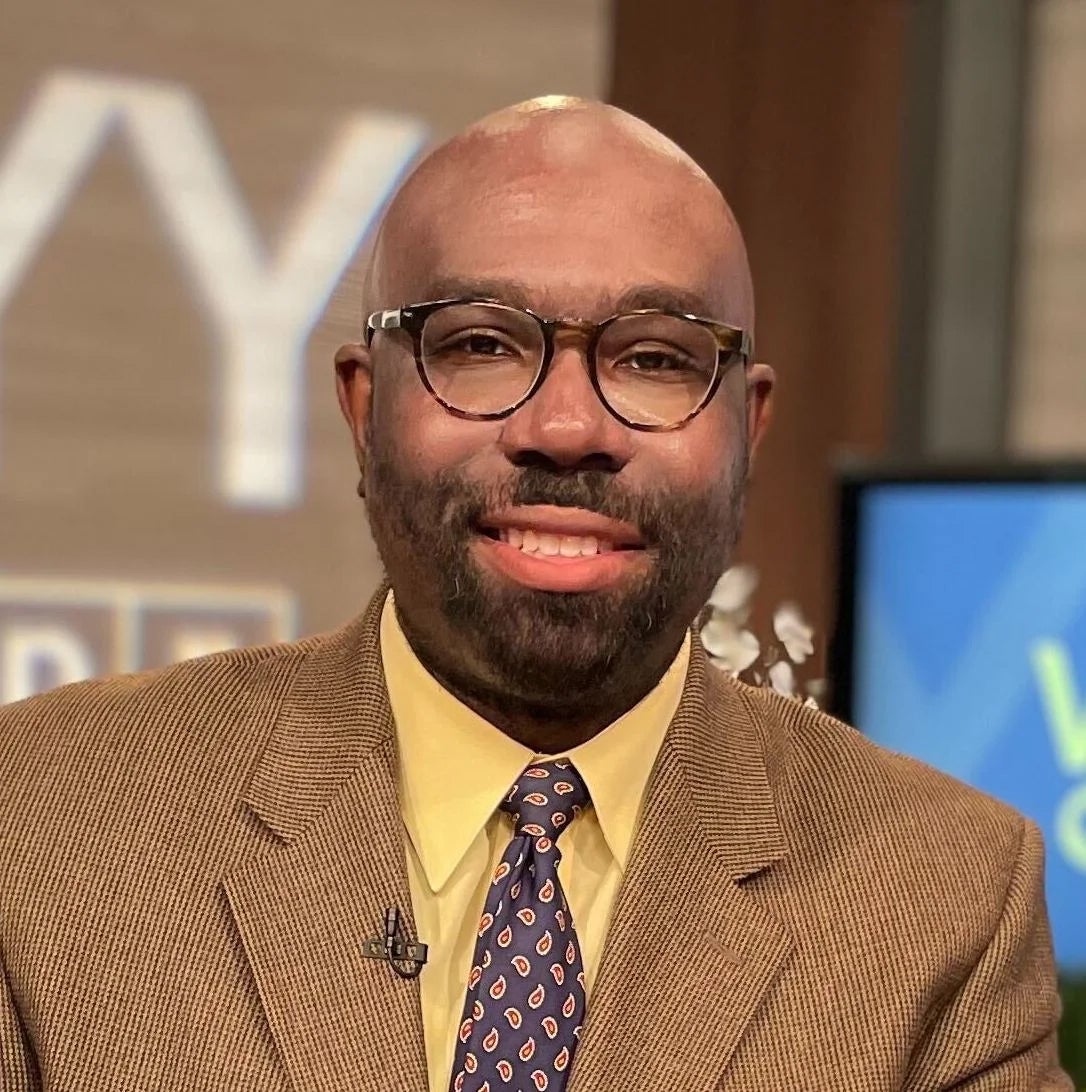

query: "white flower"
left=709, top=656, right=740, bottom=677
left=708, top=565, right=759, bottom=618
left=805, top=678, right=826, bottom=703
left=772, top=602, right=815, bottom=664
left=768, top=659, right=796, bottom=696
left=700, top=614, right=760, bottom=673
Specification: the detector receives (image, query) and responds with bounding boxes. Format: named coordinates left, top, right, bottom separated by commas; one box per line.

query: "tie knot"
left=501, top=759, right=589, bottom=844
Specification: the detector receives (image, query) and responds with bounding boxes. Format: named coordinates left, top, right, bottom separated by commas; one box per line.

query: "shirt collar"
left=565, top=634, right=689, bottom=869
left=381, top=592, right=690, bottom=893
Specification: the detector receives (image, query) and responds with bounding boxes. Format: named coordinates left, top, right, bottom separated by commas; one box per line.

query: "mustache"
left=511, top=468, right=631, bottom=514
left=441, top=466, right=690, bottom=547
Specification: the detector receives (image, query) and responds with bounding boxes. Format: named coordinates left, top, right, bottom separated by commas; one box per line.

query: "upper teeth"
left=499, top=529, right=614, bottom=556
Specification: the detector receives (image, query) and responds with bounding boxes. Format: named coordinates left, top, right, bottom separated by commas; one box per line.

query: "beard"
left=364, top=433, right=749, bottom=721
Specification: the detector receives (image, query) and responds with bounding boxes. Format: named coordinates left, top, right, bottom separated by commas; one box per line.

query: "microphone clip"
left=362, top=907, right=428, bottom=980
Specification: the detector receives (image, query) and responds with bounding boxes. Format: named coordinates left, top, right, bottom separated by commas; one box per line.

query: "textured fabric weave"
left=450, top=760, right=589, bottom=1092
left=0, top=584, right=1072, bottom=1090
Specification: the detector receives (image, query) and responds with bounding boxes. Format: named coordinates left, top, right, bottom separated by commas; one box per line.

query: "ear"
left=334, top=342, right=374, bottom=467
left=745, top=362, right=775, bottom=462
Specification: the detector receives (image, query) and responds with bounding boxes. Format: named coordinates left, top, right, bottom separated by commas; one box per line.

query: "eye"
left=439, top=328, right=519, bottom=357
left=459, top=331, right=508, bottom=354
left=615, top=345, right=698, bottom=374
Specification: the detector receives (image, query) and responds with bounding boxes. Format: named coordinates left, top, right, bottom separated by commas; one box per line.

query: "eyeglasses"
left=364, top=297, right=751, bottom=431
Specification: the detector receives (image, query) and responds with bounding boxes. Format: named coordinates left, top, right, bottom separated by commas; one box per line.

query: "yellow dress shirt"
left=380, top=592, right=690, bottom=1092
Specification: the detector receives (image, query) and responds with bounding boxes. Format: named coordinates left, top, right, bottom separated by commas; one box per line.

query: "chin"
left=450, top=574, right=669, bottom=700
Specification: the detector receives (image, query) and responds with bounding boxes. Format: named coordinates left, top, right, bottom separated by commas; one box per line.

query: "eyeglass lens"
left=418, top=302, right=719, bottom=426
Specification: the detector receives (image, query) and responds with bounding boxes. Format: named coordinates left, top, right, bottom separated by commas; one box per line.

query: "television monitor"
left=832, top=465, right=1086, bottom=974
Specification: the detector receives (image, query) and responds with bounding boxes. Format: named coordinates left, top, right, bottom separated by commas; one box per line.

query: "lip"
left=472, top=533, right=648, bottom=593
left=478, top=506, right=646, bottom=548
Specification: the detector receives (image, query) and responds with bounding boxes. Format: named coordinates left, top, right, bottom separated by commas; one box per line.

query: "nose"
left=497, top=344, right=635, bottom=471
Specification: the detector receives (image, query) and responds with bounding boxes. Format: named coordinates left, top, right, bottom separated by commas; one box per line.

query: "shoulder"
left=0, top=632, right=316, bottom=725
left=736, top=677, right=1022, bottom=826
left=0, top=631, right=328, bottom=805
left=0, top=615, right=388, bottom=915
left=726, top=677, right=1030, bottom=908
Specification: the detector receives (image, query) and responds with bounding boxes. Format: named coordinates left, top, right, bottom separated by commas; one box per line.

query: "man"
left=0, top=98, right=1071, bottom=1091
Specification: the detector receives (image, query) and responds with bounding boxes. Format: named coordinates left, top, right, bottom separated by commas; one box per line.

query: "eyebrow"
left=418, top=276, right=536, bottom=310
left=612, top=285, right=716, bottom=317
left=413, top=276, right=719, bottom=321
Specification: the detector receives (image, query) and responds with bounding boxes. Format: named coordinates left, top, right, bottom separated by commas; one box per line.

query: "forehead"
left=378, top=165, right=748, bottom=326
left=416, top=276, right=720, bottom=323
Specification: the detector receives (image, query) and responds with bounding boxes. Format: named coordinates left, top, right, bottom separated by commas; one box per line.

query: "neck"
left=398, top=608, right=685, bottom=754
left=430, top=669, right=664, bottom=754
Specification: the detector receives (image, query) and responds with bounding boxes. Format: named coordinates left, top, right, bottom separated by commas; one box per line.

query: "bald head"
left=363, top=97, right=753, bottom=331
left=337, top=99, right=774, bottom=740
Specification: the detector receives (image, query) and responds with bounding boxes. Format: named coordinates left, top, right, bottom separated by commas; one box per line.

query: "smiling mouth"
left=477, top=526, right=643, bottom=558
left=471, top=507, right=648, bottom=592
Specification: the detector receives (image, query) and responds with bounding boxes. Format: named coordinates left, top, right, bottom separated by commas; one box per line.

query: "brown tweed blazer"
left=0, top=587, right=1071, bottom=1091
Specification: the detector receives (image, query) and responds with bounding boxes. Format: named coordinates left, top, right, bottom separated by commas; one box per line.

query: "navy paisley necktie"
left=448, top=758, right=590, bottom=1092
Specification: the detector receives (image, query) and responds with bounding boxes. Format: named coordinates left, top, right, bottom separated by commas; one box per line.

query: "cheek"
left=376, top=373, right=498, bottom=474
left=642, top=399, right=745, bottom=492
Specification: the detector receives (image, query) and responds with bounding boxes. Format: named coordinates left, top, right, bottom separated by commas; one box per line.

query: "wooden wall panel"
left=611, top=1, right=907, bottom=652
left=1011, top=0, right=1086, bottom=455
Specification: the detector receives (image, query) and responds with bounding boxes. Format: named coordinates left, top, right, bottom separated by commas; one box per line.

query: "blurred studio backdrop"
left=1, top=0, right=1084, bottom=1072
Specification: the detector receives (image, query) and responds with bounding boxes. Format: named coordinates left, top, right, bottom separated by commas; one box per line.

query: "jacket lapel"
left=221, top=589, right=792, bottom=1092
left=570, top=645, right=794, bottom=1092
left=223, top=588, right=428, bottom=1092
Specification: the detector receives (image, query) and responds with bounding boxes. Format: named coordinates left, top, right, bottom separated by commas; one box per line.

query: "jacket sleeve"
left=1, top=956, right=39, bottom=1091
left=903, top=819, right=1073, bottom=1091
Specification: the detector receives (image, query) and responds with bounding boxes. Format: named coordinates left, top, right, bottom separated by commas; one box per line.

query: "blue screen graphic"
left=852, top=482, right=1086, bottom=972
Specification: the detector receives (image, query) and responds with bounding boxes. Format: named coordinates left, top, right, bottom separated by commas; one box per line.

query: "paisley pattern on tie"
left=449, top=759, right=590, bottom=1092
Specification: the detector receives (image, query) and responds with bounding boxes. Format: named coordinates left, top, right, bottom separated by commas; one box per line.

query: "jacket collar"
left=242, top=587, right=393, bottom=843
left=242, top=586, right=788, bottom=876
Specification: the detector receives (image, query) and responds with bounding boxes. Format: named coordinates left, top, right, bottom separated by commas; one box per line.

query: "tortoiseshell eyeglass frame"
left=363, top=296, right=752, bottom=432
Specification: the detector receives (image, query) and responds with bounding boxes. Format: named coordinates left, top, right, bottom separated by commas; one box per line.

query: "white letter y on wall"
left=0, top=70, right=427, bottom=507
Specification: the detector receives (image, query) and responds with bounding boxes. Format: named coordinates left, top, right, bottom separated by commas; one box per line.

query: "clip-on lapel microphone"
left=362, top=907, right=428, bottom=980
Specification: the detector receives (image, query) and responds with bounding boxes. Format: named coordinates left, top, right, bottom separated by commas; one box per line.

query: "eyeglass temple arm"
left=723, top=328, right=753, bottom=361
left=364, top=309, right=403, bottom=345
